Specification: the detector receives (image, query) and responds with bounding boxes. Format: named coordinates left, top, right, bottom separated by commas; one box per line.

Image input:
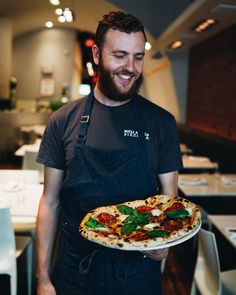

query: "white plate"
left=88, top=221, right=202, bottom=251
left=138, top=221, right=202, bottom=250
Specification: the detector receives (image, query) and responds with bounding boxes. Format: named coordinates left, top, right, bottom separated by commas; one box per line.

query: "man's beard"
left=97, top=60, right=143, bottom=102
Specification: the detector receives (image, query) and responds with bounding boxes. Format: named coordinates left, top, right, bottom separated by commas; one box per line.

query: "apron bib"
left=53, top=93, right=162, bottom=295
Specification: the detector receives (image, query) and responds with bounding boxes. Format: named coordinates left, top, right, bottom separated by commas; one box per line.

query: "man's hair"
left=95, top=11, right=147, bottom=49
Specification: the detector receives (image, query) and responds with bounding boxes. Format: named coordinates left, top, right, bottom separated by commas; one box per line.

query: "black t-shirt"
left=37, top=95, right=183, bottom=174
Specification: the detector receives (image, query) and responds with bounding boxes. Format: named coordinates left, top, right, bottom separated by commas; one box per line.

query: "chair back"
left=0, top=207, right=17, bottom=295
left=195, top=228, right=221, bottom=295
left=22, top=151, right=44, bottom=183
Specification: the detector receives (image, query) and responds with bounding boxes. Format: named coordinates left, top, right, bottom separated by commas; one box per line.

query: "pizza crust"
left=79, top=195, right=201, bottom=250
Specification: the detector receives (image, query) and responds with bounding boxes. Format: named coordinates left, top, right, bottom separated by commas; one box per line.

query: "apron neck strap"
left=77, top=92, right=94, bottom=145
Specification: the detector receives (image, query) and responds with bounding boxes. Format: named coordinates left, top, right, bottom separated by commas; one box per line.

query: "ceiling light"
left=206, top=19, right=215, bottom=25
left=64, top=9, right=73, bottom=22
left=168, top=40, right=184, bottom=50
left=145, top=42, right=152, bottom=51
left=58, top=15, right=66, bottom=23
left=55, top=8, right=63, bottom=15
left=55, top=7, right=74, bottom=23
left=192, top=19, right=218, bottom=33
left=45, top=21, right=54, bottom=28
left=49, top=0, right=60, bottom=5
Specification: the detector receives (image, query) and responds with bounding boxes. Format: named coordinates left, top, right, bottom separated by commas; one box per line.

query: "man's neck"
left=93, top=84, right=131, bottom=107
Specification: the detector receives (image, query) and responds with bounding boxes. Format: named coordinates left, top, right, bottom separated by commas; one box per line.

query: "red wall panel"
left=187, top=24, right=236, bottom=141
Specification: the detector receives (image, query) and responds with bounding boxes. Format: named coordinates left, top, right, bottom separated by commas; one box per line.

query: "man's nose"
left=124, top=57, right=134, bottom=72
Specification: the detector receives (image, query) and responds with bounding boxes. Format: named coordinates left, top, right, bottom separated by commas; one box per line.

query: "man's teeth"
left=118, top=74, right=132, bottom=80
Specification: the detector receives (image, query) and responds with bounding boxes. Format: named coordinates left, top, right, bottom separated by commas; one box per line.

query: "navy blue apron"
left=53, top=92, right=162, bottom=295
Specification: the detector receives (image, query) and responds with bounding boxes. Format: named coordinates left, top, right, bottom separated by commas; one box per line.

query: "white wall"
left=0, top=18, right=12, bottom=99
left=13, top=28, right=76, bottom=109
left=141, top=47, right=188, bottom=124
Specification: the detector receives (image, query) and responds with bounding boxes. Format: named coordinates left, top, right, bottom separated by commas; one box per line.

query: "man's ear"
left=92, top=45, right=99, bottom=65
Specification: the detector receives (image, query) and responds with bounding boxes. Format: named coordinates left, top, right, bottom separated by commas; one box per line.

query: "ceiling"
left=151, top=0, right=236, bottom=55
left=0, top=0, right=120, bottom=37
left=0, top=0, right=236, bottom=54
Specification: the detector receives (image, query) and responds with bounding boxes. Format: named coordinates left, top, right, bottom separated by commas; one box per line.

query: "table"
left=208, top=215, right=236, bottom=250
left=14, top=138, right=41, bottom=157
left=20, top=124, right=46, bottom=137
left=181, top=155, right=218, bottom=173
left=180, top=143, right=192, bottom=154
left=0, top=183, right=43, bottom=231
left=178, top=174, right=236, bottom=214
left=178, top=174, right=236, bottom=197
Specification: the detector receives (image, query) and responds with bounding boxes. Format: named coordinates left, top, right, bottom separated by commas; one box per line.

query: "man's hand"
left=141, top=248, right=169, bottom=261
left=37, top=281, right=56, bottom=295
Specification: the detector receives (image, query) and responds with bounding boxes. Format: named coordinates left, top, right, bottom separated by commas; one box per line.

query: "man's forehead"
left=103, top=29, right=146, bottom=48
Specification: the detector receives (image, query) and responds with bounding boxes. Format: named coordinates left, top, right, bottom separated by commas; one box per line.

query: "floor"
left=162, top=239, right=197, bottom=295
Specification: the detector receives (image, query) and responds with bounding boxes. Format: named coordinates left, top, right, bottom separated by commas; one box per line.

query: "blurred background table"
left=208, top=215, right=236, bottom=250
left=181, top=155, right=218, bottom=174
left=178, top=173, right=236, bottom=214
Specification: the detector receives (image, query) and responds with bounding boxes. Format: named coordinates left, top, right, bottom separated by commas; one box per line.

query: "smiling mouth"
left=116, top=73, right=135, bottom=85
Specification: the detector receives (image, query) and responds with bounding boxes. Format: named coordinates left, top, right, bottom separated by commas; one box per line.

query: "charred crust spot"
left=118, top=243, right=123, bottom=247
left=187, top=226, right=193, bottom=230
left=124, top=238, right=130, bottom=243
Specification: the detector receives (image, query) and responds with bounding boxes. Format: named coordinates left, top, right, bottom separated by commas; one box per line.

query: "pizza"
left=79, top=195, right=201, bottom=250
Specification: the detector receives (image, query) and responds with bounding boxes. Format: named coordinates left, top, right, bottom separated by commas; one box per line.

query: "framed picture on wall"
left=40, top=78, right=55, bottom=96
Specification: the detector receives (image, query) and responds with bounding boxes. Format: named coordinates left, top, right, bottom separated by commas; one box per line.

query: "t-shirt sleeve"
left=37, top=114, right=65, bottom=170
left=157, top=115, right=183, bottom=174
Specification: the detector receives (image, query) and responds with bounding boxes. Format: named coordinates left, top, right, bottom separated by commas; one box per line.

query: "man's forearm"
left=36, top=195, right=61, bottom=283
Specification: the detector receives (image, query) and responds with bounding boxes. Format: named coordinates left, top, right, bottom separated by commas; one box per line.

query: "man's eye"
left=115, top=55, right=125, bottom=59
left=135, top=56, right=144, bottom=61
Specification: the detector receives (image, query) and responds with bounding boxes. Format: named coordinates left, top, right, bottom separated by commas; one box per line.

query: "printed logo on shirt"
left=124, top=130, right=150, bottom=140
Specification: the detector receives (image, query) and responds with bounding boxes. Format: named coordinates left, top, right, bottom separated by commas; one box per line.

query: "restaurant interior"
left=0, top=0, right=236, bottom=294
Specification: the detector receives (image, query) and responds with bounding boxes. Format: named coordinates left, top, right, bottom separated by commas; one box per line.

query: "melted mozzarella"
left=143, top=223, right=159, bottom=229
left=118, top=214, right=128, bottom=222
left=151, top=209, right=162, bottom=216
left=186, top=208, right=192, bottom=215
left=94, top=227, right=108, bottom=231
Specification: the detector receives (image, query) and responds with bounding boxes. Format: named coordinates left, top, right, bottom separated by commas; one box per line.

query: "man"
left=36, top=11, right=183, bottom=295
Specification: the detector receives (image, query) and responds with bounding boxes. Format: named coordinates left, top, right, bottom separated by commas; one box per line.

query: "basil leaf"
left=146, top=230, right=169, bottom=237
left=117, top=205, right=134, bottom=215
left=135, top=213, right=150, bottom=225
left=133, top=208, right=139, bottom=217
left=121, top=222, right=138, bottom=235
left=85, top=217, right=105, bottom=229
left=166, top=209, right=190, bottom=219
left=124, top=215, right=134, bottom=224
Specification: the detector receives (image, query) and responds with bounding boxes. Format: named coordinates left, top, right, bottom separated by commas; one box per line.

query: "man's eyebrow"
left=112, top=50, right=128, bottom=55
left=112, top=50, right=145, bottom=56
